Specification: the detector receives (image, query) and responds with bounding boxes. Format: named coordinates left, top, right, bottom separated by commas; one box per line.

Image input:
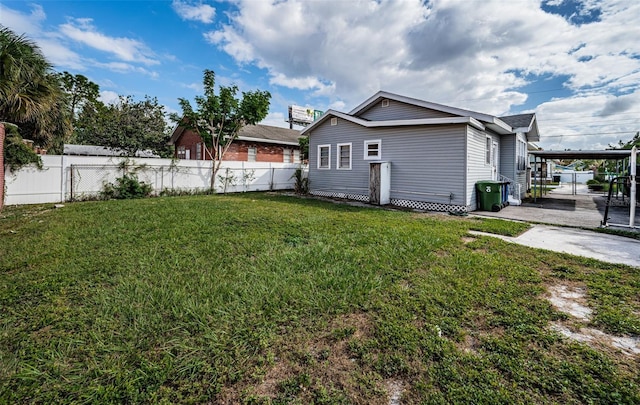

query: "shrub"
left=291, top=168, right=309, bottom=194
left=101, top=173, right=152, bottom=199
left=3, top=125, right=42, bottom=172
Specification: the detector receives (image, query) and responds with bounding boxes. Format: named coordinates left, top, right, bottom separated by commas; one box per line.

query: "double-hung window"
left=337, top=143, right=352, bottom=170
left=364, top=140, right=381, bottom=160
left=177, top=145, right=187, bottom=159
left=248, top=147, right=257, bottom=162
left=517, top=140, right=527, bottom=171
left=283, top=148, right=291, bottom=163
left=485, top=137, right=492, bottom=165
left=318, top=144, right=330, bottom=169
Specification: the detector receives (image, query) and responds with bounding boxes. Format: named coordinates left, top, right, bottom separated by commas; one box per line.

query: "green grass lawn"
left=1, top=193, right=638, bottom=404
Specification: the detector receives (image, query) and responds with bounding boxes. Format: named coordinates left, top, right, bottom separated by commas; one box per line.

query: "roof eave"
left=236, top=136, right=300, bottom=146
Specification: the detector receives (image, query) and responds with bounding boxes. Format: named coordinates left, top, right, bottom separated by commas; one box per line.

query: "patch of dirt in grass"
left=551, top=323, right=640, bottom=356
left=385, top=379, right=403, bottom=405
left=546, top=283, right=640, bottom=357
left=456, top=333, right=480, bottom=355
left=461, top=236, right=476, bottom=244
left=547, top=284, right=592, bottom=321
left=219, top=312, right=397, bottom=404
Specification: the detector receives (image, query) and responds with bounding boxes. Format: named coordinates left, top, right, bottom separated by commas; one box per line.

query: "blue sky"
left=1, top=0, right=639, bottom=151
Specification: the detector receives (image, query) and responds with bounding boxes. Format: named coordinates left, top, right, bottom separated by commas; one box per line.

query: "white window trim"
left=337, top=142, right=352, bottom=170
left=317, top=144, right=331, bottom=170
left=364, top=139, right=382, bottom=160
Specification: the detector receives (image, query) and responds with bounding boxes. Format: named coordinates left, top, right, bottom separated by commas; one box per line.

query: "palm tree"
left=0, top=26, right=69, bottom=148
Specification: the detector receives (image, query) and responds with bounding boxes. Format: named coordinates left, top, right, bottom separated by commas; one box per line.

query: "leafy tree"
left=56, top=71, right=100, bottom=121
left=609, top=132, right=640, bottom=150
left=298, top=135, right=309, bottom=162
left=0, top=26, right=71, bottom=155
left=171, top=69, right=271, bottom=190
left=75, top=95, right=172, bottom=157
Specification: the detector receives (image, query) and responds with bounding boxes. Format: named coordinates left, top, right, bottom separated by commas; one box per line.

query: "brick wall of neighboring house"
left=0, top=123, right=5, bottom=210
left=174, top=130, right=298, bottom=163
left=224, top=141, right=294, bottom=163
left=174, top=130, right=207, bottom=160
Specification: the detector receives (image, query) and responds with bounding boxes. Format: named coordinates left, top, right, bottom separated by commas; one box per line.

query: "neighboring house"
left=302, top=91, right=540, bottom=212
left=169, top=124, right=303, bottom=163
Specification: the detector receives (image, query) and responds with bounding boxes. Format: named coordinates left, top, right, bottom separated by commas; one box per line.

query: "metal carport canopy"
left=530, top=147, right=638, bottom=229
left=530, top=149, right=635, bottom=160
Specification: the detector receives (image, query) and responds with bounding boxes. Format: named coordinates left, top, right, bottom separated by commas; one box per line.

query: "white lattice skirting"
left=312, top=190, right=370, bottom=202
left=310, top=191, right=468, bottom=213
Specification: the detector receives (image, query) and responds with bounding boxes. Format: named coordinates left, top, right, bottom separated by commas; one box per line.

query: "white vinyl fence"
left=4, top=155, right=305, bottom=205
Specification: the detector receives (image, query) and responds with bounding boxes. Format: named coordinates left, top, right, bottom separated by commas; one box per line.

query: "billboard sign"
left=288, top=105, right=324, bottom=126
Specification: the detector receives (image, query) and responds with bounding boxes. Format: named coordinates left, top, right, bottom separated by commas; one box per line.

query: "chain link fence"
left=69, top=162, right=302, bottom=201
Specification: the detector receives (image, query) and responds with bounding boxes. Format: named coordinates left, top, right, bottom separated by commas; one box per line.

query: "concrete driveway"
left=476, top=183, right=639, bottom=231
left=472, top=183, right=640, bottom=267
left=470, top=225, right=640, bottom=268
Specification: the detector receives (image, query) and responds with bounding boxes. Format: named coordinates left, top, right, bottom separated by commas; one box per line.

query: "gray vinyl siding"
left=500, top=134, right=516, bottom=181
left=516, top=172, right=527, bottom=198
left=308, top=118, right=467, bottom=206
left=358, top=100, right=456, bottom=121
left=465, top=127, right=499, bottom=209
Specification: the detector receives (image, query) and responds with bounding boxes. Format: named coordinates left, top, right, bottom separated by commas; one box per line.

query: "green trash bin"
left=476, top=180, right=502, bottom=212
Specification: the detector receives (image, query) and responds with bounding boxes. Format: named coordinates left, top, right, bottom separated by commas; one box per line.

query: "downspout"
left=630, top=146, right=637, bottom=228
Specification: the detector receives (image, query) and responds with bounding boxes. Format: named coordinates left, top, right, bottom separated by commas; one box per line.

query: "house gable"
left=356, top=99, right=458, bottom=121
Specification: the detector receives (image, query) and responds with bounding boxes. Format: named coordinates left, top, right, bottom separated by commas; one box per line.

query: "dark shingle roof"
left=238, top=124, right=301, bottom=143
left=500, top=113, right=535, bottom=129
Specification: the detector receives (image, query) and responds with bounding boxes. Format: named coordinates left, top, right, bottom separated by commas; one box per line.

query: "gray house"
left=302, top=91, right=539, bottom=212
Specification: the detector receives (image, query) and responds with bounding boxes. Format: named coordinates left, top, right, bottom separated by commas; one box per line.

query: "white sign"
left=289, top=105, right=315, bottom=124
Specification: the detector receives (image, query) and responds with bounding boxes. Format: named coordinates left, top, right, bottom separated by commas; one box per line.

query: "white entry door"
left=492, top=141, right=499, bottom=180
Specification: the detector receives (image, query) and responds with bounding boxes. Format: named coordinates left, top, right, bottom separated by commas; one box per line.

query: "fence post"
left=270, top=166, right=275, bottom=191
left=70, top=164, right=74, bottom=201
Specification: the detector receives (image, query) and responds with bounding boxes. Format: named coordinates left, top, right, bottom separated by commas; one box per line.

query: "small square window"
left=318, top=144, right=330, bottom=169
left=330, top=117, right=338, bottom=126
left=177, top=145, right=186, bottom=159
left=337, top=143, right=352, bottom=170
left=382, top=99, right=389, bottom=107
left=364, top=139, right=381, bottom=160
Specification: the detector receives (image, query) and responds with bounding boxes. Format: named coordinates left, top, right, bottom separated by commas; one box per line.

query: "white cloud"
left=93, top=61, right=159, bottom=78
left=0, top=4, right=85, bottom=70
left=0, top=3, right=45, bottom=36
left=205, top=0, right=640, bottom=150
left=259, top=112, right=290, bottom=129
left=99, top=90, right=120, bottom=105
left=59, top=18, right=159, bottom=65
left=182, top=82, right=203, bottom=92
left=172, top=0, right=216, bottom=24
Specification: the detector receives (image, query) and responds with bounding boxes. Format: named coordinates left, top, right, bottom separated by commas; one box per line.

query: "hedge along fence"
left=1, top=123, right=5, bottom=210
left=3, top=154, right=306, bottom=205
